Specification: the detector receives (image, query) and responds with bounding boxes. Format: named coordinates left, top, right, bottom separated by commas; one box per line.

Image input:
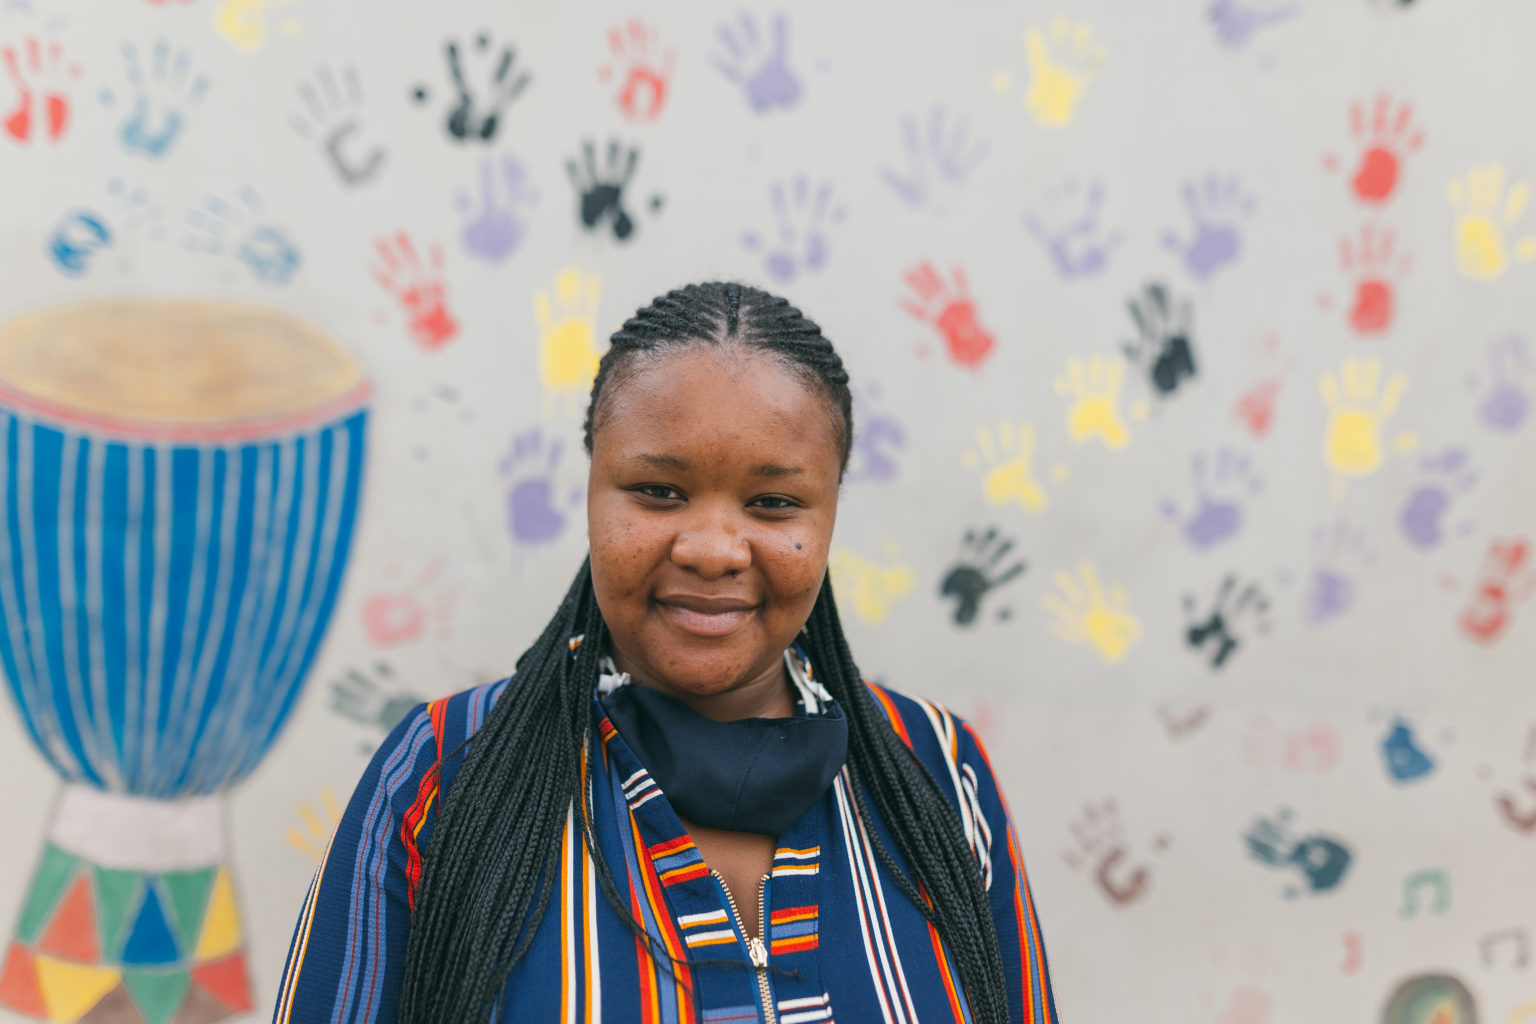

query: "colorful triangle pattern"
left=0, top=844, right=252, bottom=1023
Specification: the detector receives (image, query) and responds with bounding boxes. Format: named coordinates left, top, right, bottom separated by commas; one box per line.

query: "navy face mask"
left=600, top=681, right=849, bottom=838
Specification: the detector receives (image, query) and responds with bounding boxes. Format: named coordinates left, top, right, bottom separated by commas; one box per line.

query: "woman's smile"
left=656, top=594, right=758, bottom=637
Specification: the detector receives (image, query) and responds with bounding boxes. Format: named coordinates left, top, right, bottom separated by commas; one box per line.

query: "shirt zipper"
left=712, top=869, right=776, bottom=1024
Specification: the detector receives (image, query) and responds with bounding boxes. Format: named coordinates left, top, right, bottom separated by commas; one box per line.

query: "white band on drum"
left=47, top=783, right=227, bottom=870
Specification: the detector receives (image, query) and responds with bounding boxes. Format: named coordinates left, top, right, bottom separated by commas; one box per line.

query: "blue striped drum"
left=0, top=298, right=369, bottom=1020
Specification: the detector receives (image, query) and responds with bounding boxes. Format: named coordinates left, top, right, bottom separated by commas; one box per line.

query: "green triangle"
left=93, top=864, right=146, bottom=960
left=158, top=867, right=215, bottom=953
left=16, top=843, right=81, bottom=944
left=121, top=967, right=190, bottom=1024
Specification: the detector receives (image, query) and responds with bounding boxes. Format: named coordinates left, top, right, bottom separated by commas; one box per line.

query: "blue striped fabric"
left=274, top=669, right=1060, bottom=1023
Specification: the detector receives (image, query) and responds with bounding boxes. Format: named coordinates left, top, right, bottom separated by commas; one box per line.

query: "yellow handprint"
left=1042, top=563, right=1141, bottom=664
left=1447, top=164, right=1536, bottom=280
left=215, top=0, right=300, bottom=53
left=1320, top=357, right=1407, bottom=488
left=963, top=421, right=1051, bottom=512
left=830, top=546, right=916, bottom=627
left=534, top=268, right=604, bottom=398
left=1054, top=356, right=1130, bottom=450
left=1024, top=17, right=1106, bottom=128
left=284, top=786, right=340, bottom=863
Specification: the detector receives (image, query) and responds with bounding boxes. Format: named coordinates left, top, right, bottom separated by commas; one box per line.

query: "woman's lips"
left=658, top=598, right=755, bottom=638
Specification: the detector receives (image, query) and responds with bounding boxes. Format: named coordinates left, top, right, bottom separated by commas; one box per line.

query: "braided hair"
left=399, top=282, right=1011, bottom=1023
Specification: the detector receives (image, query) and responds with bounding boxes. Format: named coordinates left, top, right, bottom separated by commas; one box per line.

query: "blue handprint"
left=880, top=105, right=988, bottom=211
left=184, top=187, right=301, bottom=286
left=712, top=12, right=802, bottom=113
left=1162, top=173, right=1255, bottom=281
left=1381, top=718, right=1436, bottom=783
left=458, top=153, right=536, bottom=263
left=113, top=38, right=208, bottom=158
left=1025, top=178, right=1122, bottom=280
left=740, top=176, right=846, bottom=283
left=47, top=209, right=111, bottom=276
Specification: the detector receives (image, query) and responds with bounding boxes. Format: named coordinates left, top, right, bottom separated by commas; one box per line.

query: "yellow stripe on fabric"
left=274, top=829, right=336, bottom=1024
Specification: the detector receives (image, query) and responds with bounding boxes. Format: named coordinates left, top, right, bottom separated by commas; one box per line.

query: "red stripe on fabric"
left=399, top=701, right=448, bottom=912
left=770, top=935, right=819, bottom=955
left=660, top=863, right=710, bottom=887
left=926, top=915, right=967, bottom=1023
left=630, top=816, right=695, bottom=1020
left=869, top=684, right=913, bottom=748
left=648, top=835, right=696, bottom=859
left=769, top=905, right=817, bottom=924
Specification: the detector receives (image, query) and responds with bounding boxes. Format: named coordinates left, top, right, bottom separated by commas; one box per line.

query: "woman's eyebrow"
left=752, top=463, right=803, bottom=477
left=631, top=452, right=690, bottom=469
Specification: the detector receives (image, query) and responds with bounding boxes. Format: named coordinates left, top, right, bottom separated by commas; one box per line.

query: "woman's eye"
left=752, top=495, right=798, bottom=511
left=634, top=484, right=682, bottom=501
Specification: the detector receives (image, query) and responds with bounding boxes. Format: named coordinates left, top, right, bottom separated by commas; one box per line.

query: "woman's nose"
left=670, top=508, right=752, bottom=578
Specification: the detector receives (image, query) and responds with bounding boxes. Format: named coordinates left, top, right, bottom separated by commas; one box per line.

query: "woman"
left=273, top=283, right=1060, bottom=1023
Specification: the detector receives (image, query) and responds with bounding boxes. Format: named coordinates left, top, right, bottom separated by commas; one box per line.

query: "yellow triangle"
left=34, top=955, right=119, bottom=1022
left=194, top=867, right=242, bottom=960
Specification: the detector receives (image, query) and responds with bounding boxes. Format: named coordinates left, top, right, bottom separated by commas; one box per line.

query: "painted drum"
left=0, top=299, right=369, bottom=1023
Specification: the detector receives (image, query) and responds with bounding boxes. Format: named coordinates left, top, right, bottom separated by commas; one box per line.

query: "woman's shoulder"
left=367, top=674, right=514, bottom=778
left=860, top=681, right=988, bottom=773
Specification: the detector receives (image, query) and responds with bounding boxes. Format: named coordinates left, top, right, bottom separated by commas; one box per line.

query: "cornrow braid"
left=400, top=282, right=1010, bottom=1023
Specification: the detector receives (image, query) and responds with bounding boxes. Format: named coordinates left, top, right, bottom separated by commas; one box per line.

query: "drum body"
left=0, top=299, right=369, bottom=1023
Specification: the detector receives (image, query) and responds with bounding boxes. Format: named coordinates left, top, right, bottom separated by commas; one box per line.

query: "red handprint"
left=1459, top=537, right=1534, bottom=645
left=371, top=233, right=459, bottom=351
left=900, top=262, right=996, bottom=370
left=360, top=560, right=457, bottom=648
left=1338, top=224, right=1410, bottom=336
left=1233, top=378, right=1280, bottom=438
left=3, top=37, right=80, bottom=144
left=598, top=19, right=675, bottom=122
left=1322, top=94, right=1424, bottom=205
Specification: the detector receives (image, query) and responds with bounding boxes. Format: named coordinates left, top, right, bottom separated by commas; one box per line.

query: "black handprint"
left=291, top=64, right=386, bottom=188
left=940, top=526, right=1026, bottom=626
left=566, top=139, right=645, bottom=242
left=413, top=32, right=531, bottom=144
left=329, top=662, right=425, bottom=737
left=1183, top=574, right=1270, bottom=669
left=1123, top=282, right=1197, bottom=397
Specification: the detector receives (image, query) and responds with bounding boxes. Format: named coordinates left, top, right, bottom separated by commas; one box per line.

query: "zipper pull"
left=747, top=935, right=768, bottom=968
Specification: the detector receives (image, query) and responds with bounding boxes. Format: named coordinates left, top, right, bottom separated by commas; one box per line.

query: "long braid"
left=401, top=282, right=1010, bottom=1023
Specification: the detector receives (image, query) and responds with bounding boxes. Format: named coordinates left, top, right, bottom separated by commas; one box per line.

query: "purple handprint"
left=1399, top=448, right=1477, bottom=551
left=1472, top=334, right=1532, bottom=433
left=1207, top=0, right=1299, bottom=50
left=713, top=12, right=802, bottom=114
left=1025, top=178, right=1121, bottom=280
left=1304, top=520, right=1376, bottom=625
left=1159, top=448, right=1263, bottom=550
left=500, top=430, right=583, bottom=546
left=1162, top=174, right=1255, bottom=281
left=740, top=175, right=846, bottom=284
left=880, top=105, right=988, bottom=211
left=457, top=153, right=536, bottom=263
left=846, top=383, right=906, bottom=484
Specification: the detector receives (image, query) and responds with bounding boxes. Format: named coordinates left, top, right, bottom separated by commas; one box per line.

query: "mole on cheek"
left=795, top=542, right=802, bottom=550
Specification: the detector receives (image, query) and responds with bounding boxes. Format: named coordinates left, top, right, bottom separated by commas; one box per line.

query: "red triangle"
left=0, top=942, right=48, bottom=1017
left=37, top=873, right=99, bottom=962
left=190, top=953, right=252, bottom=1012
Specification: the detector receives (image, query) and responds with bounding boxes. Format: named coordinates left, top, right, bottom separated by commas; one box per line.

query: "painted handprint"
left=459, top=153, right=535, bottom=262
left=215, top=0, right=301, bottom=54
left=845, top=383, right=906, bottom=484
left=1322, top=94, right=1424, bottom=204
left=1242, top=717, right=1342, bottom=773
left=712, top=12, right=802, bottom=114
left=965, top=421, right=1053, bottom=513
left=1448, top=164, right=1536, bottom=280
left=1207, top=0, right=1297, bottom=49
left=290, top=63, right=387, bottom=188
left=1244, top=808, right=1352, bottom=897
left=534, top=267, right=603, bottom=398
left=1323, top=224, right=1411, bottom=336
left=1303, top=519, right=1376, bottom=626
left=1160, top=448, right=1263, bottom=551
left=900, top=262, right=995, bottom=370
left=1054, top=356, right=1133, bottom=450
left=1184, top=575, right=1270, bottom=670
left=1043, top=563, right=1142, bottom=664
left=939, top=527, right=1026, bottom=627
left=1215, top=987, right=1272, bottom=1024
left=413, top=31, right=531, bottom=143
left=1025, top=178, right=1121, bottom=279
left=1381, top=717, right=1436, bottom=783
left=1399, top=448, right=1477, bottom=551
left=741, top=176, right=846, bottom=284
left=880, top=105, right=988, bottom=211
left=184, top=188, right=302, bottom=285
left=1472, top=333, right=1532, bottom=433
left=830, top=545, right=916, bottom=627
left=47, top=209, right=111, bottom=277
left=330, top=662, right=425, bottom=738
left=566, top=139, right=653, bottom=243
left=598, top=19, right=674, bottom=121
left=360, top=560, right=457, bottom=648
left=1162, top=174, right=1255, bottom=281
left=1320, top=356, right=1408, bottom=488
left=3, top=37, right=79, bottom=143
left=1123, top=283, right=1197, bottom=398
left=1022, top=17, right=1105, bottom=128
left=1459, top=537, right=1534, bottom=645
left=47, top=179, right=165, bottom=277
left=109, top=38, right=207, bottom=158
left=501, top=430, right=583, bottom=546
left=1062, top=799, right=1168, bottom=907
left=371, top=233, right=458, bottom=350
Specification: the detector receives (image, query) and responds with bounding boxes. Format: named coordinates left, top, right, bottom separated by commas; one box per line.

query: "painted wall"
left=0, top=0, right=1531, bottom=1020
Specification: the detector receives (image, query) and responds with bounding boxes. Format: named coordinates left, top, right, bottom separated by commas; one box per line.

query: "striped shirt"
left=273, top=669, right=1060, bottom=1023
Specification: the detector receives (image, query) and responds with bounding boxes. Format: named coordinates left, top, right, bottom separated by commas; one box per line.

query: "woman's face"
left=587, top=346, right=843, bottom=719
